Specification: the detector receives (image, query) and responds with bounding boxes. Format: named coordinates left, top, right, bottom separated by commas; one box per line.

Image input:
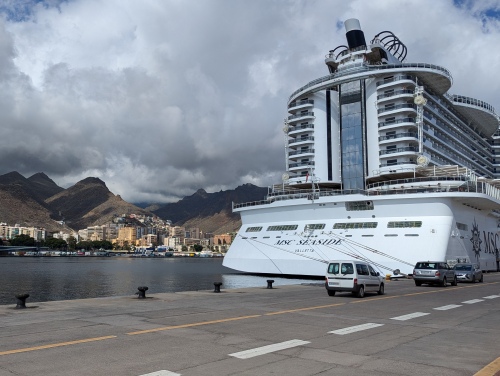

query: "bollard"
left=15, top=293, right=30, bottom=309
left=213, top=282, right=222, bottom=293
left=266, top=279, right=275, bottom=289
left=137, top=286, right=148, bottom=299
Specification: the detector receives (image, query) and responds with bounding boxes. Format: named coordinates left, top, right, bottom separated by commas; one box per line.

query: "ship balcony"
left=448, top=94, right=500, bottom=137
left=378, top=117, right=416, bottom=129
left=378, top=103, right=417, bottom=116
left=287, top=111, right=315, bottom=124
left=288, top=148, right=315, bottom=158
left=289, top=136, right=315, bottom=146
left=376, top=89, right=415, bottom=104
left=289, top=161, right=315, bottom=171
left=376, top=75, right=416, bottom=90
left=288, top=99, right=314, bottom=111
left=379, top=132, right=418, bottom=144
left=379, top=146, right=418, bottom=158
left=288, top=123, right=314, bottom=135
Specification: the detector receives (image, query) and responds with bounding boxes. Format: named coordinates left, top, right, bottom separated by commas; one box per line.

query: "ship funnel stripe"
left=344, top=18, right=366, bottom=49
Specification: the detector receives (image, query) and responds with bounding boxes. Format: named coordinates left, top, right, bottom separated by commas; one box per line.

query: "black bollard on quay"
left=15, top=293, right=30, bottom=309
left=266, top=280, right=275, bottom=289
left=213, top=282, right=222, bottom=293
left=137, top=286, right=148, bottom=299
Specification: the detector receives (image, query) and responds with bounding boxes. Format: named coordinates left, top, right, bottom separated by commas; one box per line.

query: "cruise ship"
left=223, top=19, right=500, bottom=277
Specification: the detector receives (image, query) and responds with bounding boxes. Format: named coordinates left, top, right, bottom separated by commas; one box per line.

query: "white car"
left=325, top=260, right=385, bottom=298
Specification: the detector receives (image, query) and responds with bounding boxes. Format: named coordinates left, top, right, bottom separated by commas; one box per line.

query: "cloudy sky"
left=0, top=0, right=499, bottom=203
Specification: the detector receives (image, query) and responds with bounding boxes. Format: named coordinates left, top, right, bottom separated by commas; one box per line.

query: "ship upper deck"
left=288, top=62, right=453, bottom=104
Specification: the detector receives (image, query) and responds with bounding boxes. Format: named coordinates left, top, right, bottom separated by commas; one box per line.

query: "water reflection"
left=0, top=257, right=319, bottom=305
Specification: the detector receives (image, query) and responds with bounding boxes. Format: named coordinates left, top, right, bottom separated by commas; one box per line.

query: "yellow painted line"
left=0, top=335, right=117, bottom=356
left=474, top=356, right=500, bottom=376
left=265, top=302, right=345, bottom=315
left=350, top=295, right=400, bottom=303
left=127, top=315, right=262, bottom=335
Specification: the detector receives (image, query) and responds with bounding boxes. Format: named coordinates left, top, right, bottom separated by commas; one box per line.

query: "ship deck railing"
left=233, top=179, right=500, bottom=209
left=288, top=62, right=452, bottom=103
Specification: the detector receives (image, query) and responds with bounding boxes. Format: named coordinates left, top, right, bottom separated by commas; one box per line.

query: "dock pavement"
left=1, top=274, right=500, bottom=376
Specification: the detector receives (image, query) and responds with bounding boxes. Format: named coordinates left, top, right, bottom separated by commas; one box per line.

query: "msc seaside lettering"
left=275, top=238, right=342, bottom=246
left=482, top=231, right=499, bottom=254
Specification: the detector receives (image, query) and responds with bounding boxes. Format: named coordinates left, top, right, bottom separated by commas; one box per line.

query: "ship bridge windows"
left=456, top=223, right=468, bottom=231
left=334, top=222, right=378, bottom=229
left=246, top=227, right=263, bottom=232
left=304, top=224, right=326, bottom=231
left=387, top=221, right=422, bottom=228
left=267, top=225, right=299, bottom=231
left=346, top=201, right=374, bottom=211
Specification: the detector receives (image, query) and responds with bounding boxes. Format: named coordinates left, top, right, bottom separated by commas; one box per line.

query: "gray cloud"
left=0, top=0, right=499, bottom=203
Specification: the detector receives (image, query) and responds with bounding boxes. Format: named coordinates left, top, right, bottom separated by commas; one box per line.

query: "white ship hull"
left=223, top=191, right=500, bottom=276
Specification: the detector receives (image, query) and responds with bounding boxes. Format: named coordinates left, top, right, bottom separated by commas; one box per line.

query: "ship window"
left=387, top=159, right=398, bottom=166
left=346, top=201, right=374, bottom=211
left=387, top=221, right=422, bottom=228
left=384, top=234, right=398, bottom=237
left=304, top=224, right=325, bottom=231
left=267, top=225, right=299, bottom=231
left=246, top=227, right=263, bottom=232
left=456, top=223, right=468, bottom=231
left=361, top=235, right=374, bottom=237
left=333, top=222, right=378, bottom=229
left=404, top=234, right=419, bottom=236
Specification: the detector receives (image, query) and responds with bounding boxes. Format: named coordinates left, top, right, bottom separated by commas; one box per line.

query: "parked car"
left=413, top=261, right=457, bottom=287
left=453, top=263, right=483, bottom=283
left=325, top=260, right=385, bottom=298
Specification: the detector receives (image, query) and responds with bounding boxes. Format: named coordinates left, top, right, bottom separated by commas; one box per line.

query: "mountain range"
left=0, top=171, right=268, bottom=234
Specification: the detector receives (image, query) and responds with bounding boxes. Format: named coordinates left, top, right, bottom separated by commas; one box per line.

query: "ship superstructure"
left=223, top=19, right=500, bottom=277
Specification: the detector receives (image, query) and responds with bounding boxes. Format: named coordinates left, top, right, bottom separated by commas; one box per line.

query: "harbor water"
left=0, top=256, right=319, bottom=305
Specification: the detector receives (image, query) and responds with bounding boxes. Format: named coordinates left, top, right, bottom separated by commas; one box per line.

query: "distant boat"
left=199, top=250, right=213, bottom=258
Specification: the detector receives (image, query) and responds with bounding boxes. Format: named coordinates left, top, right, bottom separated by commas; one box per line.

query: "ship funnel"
left=344, top=18, right=366, bottom=49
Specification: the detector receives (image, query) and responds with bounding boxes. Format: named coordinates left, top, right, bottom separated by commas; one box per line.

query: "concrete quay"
left=1, top=275, right=500, bottom=376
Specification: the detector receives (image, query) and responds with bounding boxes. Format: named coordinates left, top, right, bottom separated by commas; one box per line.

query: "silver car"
left=453, top=263, right=483, bottom=283
left=413, top=261, right=457, bottom=287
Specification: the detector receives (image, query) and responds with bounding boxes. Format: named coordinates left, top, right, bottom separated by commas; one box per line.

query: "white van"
left=325, top=260, right=385, bottom=298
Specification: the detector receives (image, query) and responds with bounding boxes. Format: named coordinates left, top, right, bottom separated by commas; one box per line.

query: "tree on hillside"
left=193, top=244, right=203, bottom=252
left=67, top=236, right=77, bottom=251
left=44, top=237, right=68, bottom=250
left=10, top=234, right=35, bottom=246
left=76, top=240, right=93, bottom=250
left=92, top=240, right=113, bottom=250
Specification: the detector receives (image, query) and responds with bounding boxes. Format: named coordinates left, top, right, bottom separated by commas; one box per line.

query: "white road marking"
left=462, top=299, right=484, bottom=304
left=328, top=323, right=384, bottom=335
left=139, top=371, right=181, bottom=376
left=483, top=295, right=500, bottom=299
left=434, top=304, right=462, bottom=311
left=229, top=339, right=310, bottom=359
left=390, top=312, right=430, bottom=321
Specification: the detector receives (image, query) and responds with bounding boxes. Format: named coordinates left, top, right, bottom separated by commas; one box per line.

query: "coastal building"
left=0, top=223, right=47, bottom=241
left=114, top=226, right=137, bottom=248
